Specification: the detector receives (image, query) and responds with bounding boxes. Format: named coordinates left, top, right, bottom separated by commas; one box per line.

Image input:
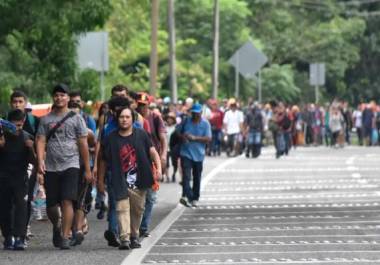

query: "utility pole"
left=211, top=0, right=220, bottom=99
left=234, top=53, right=240, bottom=99
left=168, top=0, right=178, bottom=103
left=150, top=0, right=159, bottom=97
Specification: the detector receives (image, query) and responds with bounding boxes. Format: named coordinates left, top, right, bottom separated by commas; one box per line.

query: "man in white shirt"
left=352, top=104, right=363, bottom=146
left=223, top=98, right=244, bottom=156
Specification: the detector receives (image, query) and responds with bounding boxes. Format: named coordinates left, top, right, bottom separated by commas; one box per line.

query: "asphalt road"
left=140, top=146, right=380, bottom=265
left=2, top=146, right=380, bottom=265
left=0, top=153, right=222, bottom=265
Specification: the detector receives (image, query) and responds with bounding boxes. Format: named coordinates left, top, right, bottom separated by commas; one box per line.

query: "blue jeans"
left=247, top=130, right=261, bottom=145
left=211, top=129, right=222, bottom=154
left=180, top=156, right=203, bottom=201
left=106, top=171, right=118, bottom=235
left=140, top=188, right=157, bottom=233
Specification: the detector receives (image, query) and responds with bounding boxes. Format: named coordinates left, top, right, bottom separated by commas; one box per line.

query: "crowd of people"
left=0, top=83, right=378, bottom=251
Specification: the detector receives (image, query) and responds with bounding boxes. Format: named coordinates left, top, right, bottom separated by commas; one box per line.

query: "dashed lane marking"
left=182, top=209, right=380, bottom=216
left=121, top=156, right=240, bottom=265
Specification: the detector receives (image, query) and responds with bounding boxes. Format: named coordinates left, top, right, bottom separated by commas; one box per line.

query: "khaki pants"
left=116, top=188, right=146, bottom=241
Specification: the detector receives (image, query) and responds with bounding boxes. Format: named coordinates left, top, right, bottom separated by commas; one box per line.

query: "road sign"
left=228, top=41, right=268, bottom=100
left=309, top=63, right=325, bottom=103
left=77, top=32, right=109, bottom=72
left=76, top=32, right=109, bottom=100
left=309, top=63, right=325, bottom=86
left=228, top=41, right=268, bottom=78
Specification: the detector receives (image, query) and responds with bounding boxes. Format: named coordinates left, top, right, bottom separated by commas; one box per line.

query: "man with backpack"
left=36, top=84, right=92, bottom=250
left=8, top=90, right=40, bottom=240
left=136, top=92, right=167, bottom=238
left=69, top=91, right=97, bottom=134
left=244, top=102, right=264, bottom=158
left=0, top=109, right=36, bottom=250
left=177, top=103, right=211, bottom=207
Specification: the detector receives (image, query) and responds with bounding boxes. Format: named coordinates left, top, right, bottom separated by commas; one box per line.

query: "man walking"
left=98, top=106, right=161, bottom=249
left=36, top=84, right=92, bottom=249
left=0, top=109, right=36, bottom=250
left=136, top=92, right=167, bottom=238
left=178, top=103, right=211, bottom=207
left=223, top=98, right=244, bottom=156
left=8, top=90, right=40, bottom=239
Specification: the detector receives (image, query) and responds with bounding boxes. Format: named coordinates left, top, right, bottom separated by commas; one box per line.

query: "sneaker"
left=70, top=231, right=84, bottom=246
left=52, top=227, right=61, bottom=248
left=104, top=230, right=120, bottom=247
left=60, top=238, right=70, bottom=250
left=26, top=225, right=34, bottom=240
left=191, top=200, right=199, bottom=207
left=97, top=209, right=105, bottom=220
left=13, top=237, right=27, bottom=250
left=3, top=236, right=14, bottom=250
left=118, top=240, right=130, bottom=250
left=179, top=197, right=191, bottom=207
left=129, top=237, right=141, bottom=249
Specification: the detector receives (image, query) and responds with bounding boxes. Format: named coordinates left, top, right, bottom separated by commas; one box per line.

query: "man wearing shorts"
left=36, top=84, right=92, bottom=250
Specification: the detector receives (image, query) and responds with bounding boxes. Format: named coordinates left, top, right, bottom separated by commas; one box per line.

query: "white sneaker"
left=191, top=200, right=199, bottom=207
left=179, top=197, right=191, bottom=207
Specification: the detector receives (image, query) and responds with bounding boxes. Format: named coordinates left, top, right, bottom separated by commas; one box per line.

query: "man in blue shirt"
left=178, top=103, right=211, bottom=207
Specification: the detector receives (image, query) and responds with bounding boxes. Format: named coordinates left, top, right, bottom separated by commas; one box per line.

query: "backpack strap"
left=27, top=113, right=36, bottom=134
left=46, top=111, right=76, bottom=142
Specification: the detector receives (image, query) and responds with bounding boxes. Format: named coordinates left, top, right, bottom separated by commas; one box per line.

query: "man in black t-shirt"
left=0, top=109, right=36, bottom=250
left=8, top=90, right=40, bottom=239
left=98, top=106, right=161, bottom=250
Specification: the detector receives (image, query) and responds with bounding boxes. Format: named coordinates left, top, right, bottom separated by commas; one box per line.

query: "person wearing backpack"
left=36, top=84, right=92, bottom=250
left=8, top=90, right=40, bottom=240
left=136, top=92, right=167, bottom=238
left=177, top=103, right=211, bottom=207
left=0, top=109, right=36, bottom=250
left=244, top=102, right=264, bottom=158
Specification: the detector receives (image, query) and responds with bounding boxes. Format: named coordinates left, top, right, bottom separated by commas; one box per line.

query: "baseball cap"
left=25, top=102, right=33, bottom=111
left=52, top=83, right=69, bottom=95
left=228, top=97, right=237, bottom=105
left=190, top=103, right=202, bottom=113
left=137, top=92, right=150, bottom=105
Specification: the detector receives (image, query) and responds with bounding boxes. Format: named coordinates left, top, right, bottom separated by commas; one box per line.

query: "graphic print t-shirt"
left=37, top=111, right=88, bottom=171
left=119, top=137, right=137, bottom=185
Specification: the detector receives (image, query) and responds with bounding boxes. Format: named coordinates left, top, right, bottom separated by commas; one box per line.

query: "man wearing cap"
left=36, top=84, right=92, bottom=250
left=223, top=98, right=244, bottom=157
left=136, top=92, right=167, bottom=237
left=208, top=99, right=224, bottom=156
left=177, top=103, right=211, bottom=207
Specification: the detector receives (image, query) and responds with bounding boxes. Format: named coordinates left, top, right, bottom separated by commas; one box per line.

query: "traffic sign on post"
left=77, top=32, right=109, bottom=101
left=310, top=63, right=325, bottom=86
left=228, top=41, right=268, bottom=101
left=309, top=63, right=325, bottom=103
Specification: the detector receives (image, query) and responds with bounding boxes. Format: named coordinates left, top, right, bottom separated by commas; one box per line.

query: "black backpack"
left=248, top=109, right=263, bottom=131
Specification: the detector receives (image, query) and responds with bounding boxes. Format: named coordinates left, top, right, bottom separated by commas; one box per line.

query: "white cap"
left=26, top=102, right=33, bottom=110
left=185, top=97, right=194, bottom=105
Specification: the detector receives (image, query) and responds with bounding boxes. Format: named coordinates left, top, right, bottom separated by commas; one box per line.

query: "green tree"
left=0, top=0, right=112, bottom=102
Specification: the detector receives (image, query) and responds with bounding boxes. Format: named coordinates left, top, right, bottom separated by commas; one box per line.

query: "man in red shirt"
left=208, top=99, right=224, bottom=156
left=136, top=92, right=167, bottom=238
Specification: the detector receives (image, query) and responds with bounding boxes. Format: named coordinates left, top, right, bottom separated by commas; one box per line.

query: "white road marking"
left=121, top=156, right=240, bottom=265
left=346, top=156, right=356, bottom=165
left=182, top=209, right=380, bottom=216
left=162, top=234, right=380, bottom=239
